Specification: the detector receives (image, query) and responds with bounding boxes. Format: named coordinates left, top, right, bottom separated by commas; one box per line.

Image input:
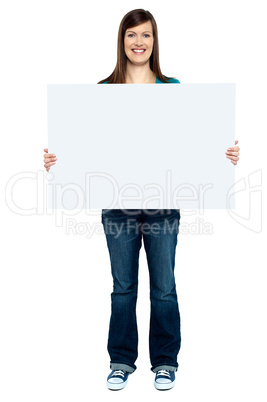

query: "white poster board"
left=47, top=83, right=235, bottom=209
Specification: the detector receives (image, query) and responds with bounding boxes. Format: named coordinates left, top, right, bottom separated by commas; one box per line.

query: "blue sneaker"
left=154, top=369, right=175, bottom=390
left=107, top=369, right=129, bottom=390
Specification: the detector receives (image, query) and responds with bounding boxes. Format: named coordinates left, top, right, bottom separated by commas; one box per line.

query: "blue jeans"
left=101, top=209, right=181, bottom=373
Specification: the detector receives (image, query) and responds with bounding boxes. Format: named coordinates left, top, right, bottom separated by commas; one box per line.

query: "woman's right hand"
left=43, top=148, right=57, bottom=172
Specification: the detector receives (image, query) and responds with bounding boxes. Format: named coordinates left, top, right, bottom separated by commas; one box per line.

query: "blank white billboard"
left=47, top=83, right=235, bottom=209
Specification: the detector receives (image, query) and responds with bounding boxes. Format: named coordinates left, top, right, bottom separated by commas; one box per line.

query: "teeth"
left=133, top=49, right=145, bottom=53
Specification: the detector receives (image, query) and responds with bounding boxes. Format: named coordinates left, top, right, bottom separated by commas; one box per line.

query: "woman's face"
left=124, top=21, right=154, bottom=65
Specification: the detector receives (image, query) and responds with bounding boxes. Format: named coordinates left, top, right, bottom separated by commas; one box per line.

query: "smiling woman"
left=97, top=9, right=178, bottom=84
left=43, top=6, right=240, bottom=393
left=97, top=9, right=182, bottom=392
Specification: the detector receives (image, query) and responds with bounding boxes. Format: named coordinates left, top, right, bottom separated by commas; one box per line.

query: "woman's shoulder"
left=157, top=76, right=180, bottom=84
left=167, top=77, right=180, bottom=83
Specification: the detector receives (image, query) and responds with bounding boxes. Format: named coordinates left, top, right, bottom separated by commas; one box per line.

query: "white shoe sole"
left=107, top=379, right=128, bottom=390
left=154, top=380, right=175, bottom=390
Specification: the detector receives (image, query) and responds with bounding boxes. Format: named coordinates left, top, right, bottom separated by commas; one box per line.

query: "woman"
left=43, top=9, right=240, bottom=391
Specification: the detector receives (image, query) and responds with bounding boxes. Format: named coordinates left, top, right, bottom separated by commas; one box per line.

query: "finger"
left=44, top=161, right=56, bottom=168
left=226, top=147, right=240, bottom=153
left=231, top=160, right=237, bottom=165
left=44, top=155, right=57, bottom=160
left=44, top=148, right=48, bottom=153
left=44, top=156, right=57, bottom=162
left=43, top=153, right=56, bottom=158
left=225, top=151, right=239, bottom=156
left=226, top=155, right=239, bottom=161
left=235, top=140, right=239, bottom=144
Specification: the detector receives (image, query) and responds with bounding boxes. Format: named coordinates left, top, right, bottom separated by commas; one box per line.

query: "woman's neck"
left=125, top=64, right=156, bottom=84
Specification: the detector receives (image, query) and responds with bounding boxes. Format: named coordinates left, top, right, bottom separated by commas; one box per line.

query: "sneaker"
left=107, top=369, right=129, bottom=390
left=154, top=369, right=175, bottom=390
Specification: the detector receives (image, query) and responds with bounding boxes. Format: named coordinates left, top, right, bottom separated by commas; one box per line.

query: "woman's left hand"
left=225, top=140, right=240, bottom=165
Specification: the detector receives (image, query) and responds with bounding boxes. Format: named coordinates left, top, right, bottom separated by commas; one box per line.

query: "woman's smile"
left=132, top=49, right=146, bottom=55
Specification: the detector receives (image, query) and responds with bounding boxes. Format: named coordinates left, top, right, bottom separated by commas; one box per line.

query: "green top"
left=101, top=76, right=180, bottom=84
left=155, top=76, right=180, bottom=84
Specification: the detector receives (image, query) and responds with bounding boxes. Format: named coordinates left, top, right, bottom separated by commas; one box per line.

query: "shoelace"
left=157, top=369, right=171, bottom=377
left=112, top=370, right=125, bottom=378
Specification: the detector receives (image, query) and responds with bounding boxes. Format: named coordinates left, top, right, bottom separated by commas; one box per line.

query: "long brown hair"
left=98, top=9, right=177, bottom=84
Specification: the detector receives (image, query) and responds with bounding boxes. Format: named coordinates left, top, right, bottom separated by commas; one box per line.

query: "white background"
left=0, top=1, right=266, bottom=401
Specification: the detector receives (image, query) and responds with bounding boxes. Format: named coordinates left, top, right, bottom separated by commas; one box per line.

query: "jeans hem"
left=151, top=364, right=178, bottom=373
left=110, top=362, right=136, bottom=373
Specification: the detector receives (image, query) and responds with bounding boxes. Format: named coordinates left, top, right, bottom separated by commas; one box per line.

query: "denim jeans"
left=101, top=209, right=181, bottom=373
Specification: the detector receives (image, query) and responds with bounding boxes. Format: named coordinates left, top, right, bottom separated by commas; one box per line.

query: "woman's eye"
left=128, top=34, right=150, bottom=38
